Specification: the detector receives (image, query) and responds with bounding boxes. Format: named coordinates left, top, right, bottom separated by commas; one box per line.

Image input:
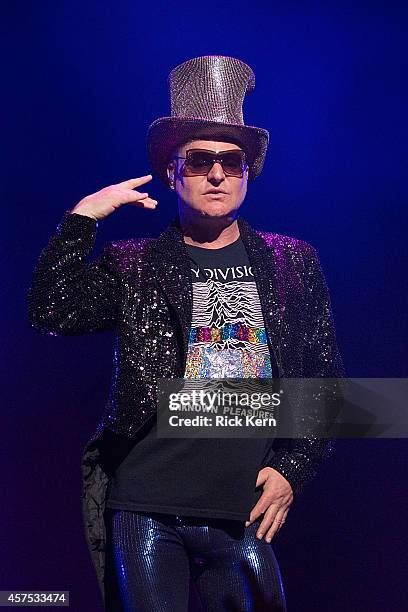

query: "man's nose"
left=207, top=161, right=225, bottom=181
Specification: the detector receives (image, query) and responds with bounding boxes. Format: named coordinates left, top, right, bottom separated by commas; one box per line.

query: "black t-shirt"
left=105, top=236, right=276, bottom=521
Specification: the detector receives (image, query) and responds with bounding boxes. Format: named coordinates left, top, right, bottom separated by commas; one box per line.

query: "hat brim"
left=146, top=117, right=269, bottom=188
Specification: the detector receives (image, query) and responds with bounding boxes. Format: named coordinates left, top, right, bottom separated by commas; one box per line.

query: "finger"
left=245, top=505, right=263, bottom=526
left=245, top=493, right=275, bottom=526
left=115, top=188, right=158, bottom=207
left=130, top=197, right=158, bottom=210
left=117, top=175, right=153, bottom=189
left=265, top=521, right=282, bottom=542
left=255, top=469, right=269, bottom=488
left=265, top=509, right=288, bottom=543
left=278, top=508, right=289, bottom=528
left=255, top=504, right=279, bottom=540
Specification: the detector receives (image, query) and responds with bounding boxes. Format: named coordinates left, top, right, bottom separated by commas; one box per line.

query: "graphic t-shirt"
left=185, top=236, right=272, bottom=378
left=105, top=236, right=276, bottom=521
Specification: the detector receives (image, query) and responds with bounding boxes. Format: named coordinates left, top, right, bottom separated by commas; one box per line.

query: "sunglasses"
left=172, top=148, right=248, bottom=178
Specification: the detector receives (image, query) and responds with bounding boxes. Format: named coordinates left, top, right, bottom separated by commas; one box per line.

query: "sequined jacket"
left=27, top=210, right=345, bottom=605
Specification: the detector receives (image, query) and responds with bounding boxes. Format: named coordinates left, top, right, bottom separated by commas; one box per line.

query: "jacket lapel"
left=147, top=215, right=285, bottom=376
left=147, top=217, right=193, bottom=365
left=237, top=216, right=286, bottom=376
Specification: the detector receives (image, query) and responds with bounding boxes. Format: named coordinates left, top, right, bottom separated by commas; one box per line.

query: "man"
left=28, top=56, right=344, bottom=611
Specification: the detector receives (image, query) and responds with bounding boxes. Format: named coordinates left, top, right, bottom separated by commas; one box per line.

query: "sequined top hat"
left=147, top=55, right=269, bottom=188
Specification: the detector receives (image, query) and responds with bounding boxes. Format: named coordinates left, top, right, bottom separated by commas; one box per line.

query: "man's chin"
left=194, top=205, right=236, bottom=219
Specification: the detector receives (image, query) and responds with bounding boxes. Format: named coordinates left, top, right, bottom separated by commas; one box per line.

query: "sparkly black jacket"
left=27, top=210, right=345, bottom=605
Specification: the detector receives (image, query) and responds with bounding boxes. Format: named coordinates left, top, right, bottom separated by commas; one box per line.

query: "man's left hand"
left=245, top=467, right=294, bottom=543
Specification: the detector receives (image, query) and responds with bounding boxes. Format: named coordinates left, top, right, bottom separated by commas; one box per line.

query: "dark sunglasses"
left=173, top=148, right=248, bottom=178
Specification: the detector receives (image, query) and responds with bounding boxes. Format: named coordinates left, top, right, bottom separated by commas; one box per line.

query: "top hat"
left=146, top=55, right=269, bottom=188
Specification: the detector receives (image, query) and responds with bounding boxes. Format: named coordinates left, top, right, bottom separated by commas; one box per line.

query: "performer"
left=28, top=56, right=345, bottom=611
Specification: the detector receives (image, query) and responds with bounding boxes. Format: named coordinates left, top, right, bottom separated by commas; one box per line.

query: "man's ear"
left=166, top=162, right=175, bottom=190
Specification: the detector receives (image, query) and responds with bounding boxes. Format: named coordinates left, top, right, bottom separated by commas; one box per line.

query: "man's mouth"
left=203, top=190, right=228, bottom=195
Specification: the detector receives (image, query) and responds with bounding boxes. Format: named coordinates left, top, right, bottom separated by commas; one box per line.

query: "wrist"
left=69, top=206, right=98, bottom=222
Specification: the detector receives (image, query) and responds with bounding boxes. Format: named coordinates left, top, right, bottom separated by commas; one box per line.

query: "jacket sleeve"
left=263, top=243, right=346, bottom=496
left=27, top=211, right=120, bottom=336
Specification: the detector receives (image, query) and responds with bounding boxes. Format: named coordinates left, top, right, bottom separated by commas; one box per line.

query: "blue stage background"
left=2, top=1, right=407, bottom=610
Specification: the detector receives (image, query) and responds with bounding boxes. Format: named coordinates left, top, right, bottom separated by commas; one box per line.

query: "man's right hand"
left=69, top=174, right=157, bottom=222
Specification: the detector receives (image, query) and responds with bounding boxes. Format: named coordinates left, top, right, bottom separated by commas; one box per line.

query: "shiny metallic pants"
left=104, top=509, right=286, bottom=611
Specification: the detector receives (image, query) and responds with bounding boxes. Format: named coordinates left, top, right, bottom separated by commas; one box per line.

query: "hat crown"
left=168, top=55, right=255, bottom=125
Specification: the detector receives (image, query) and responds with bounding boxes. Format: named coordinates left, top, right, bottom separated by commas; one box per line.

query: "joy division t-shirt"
left=105, top=236, right=276, bottom=521
left=184, top=235, right=273, bottom=378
